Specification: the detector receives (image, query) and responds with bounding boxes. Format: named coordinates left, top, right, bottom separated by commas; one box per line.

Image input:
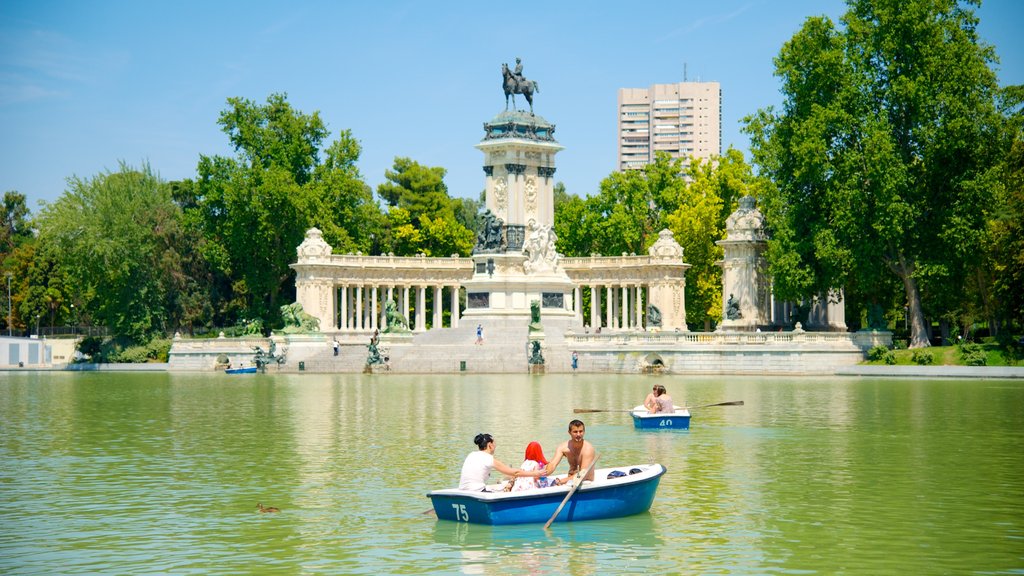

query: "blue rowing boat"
left=427, top=463, right=665, bottom=525
left=631, top=405, right=691, bottom=429
left=225, top=366, right=257, bottom=374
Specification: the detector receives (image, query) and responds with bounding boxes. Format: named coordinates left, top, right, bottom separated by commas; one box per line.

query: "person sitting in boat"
left=543, top=420, right=597, bottom=486
left=643, top=385, right=659, bottom=412
left=460, top=433, right=543, bottom=492
left=649, top=385, right=674, bottom=414
left=511, top=441, right=552, bottom=491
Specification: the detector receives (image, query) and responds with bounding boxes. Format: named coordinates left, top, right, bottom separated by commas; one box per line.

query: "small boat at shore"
left=631, top=405, right=691, bottom=430
left=225, top=366, right=257, bottom=374
left=427, top=463, right=666, bottom=525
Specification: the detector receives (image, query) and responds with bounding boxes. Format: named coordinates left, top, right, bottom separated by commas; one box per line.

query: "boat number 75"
left=451, top=503, right=469, bottom=522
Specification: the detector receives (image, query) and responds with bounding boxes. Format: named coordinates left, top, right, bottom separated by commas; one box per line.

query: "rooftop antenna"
left=683, top=62, right=688, bottom=82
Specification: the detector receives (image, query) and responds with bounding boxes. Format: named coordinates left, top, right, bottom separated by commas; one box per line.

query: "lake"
left=1, top=372, right=1021, bottom=574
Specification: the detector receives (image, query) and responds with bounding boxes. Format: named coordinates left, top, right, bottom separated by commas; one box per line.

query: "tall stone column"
left=630, top=282, right=638, bottom=327
left=403, top=285, right=411, bottom=324
left=621, top=285, right=629, bottom=329
left=433, top=286, right=442, bottom=329
left=339, top=285, right=348, bottom=330
left=355, top=285, right=364, bottom=331
left=590, top=285, right=600, bottom=330
left=574, top=286, right=583, bottom=324
left=370, top=285, right=379, bottom=330
left=450, top=285, right=460, bottom=328
left=605, top=286, right=613, bottom=330
left=416, top=286, right=427, bottom=332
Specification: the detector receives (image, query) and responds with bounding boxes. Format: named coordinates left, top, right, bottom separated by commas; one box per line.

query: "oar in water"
left=544, top=453, right=600, bottom=530
left=573, top=400, right=744, bottom=414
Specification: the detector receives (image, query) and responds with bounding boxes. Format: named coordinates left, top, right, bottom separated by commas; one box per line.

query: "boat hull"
left=428, top=464, right=665, bottom=525
left=631, top=406, right=691, bottom=429
left=225, top=366, right=257, bottom=374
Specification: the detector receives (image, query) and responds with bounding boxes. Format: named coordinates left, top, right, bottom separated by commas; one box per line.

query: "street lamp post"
left=35, top=314, right=40, bottom=338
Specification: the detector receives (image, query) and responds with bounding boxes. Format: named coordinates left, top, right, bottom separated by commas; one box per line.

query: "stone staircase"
left=385, top=317, right=584, bottom=374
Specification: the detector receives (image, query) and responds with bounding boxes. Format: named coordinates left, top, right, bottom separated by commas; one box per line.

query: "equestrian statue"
left=502, top=57, right=540, bottom=113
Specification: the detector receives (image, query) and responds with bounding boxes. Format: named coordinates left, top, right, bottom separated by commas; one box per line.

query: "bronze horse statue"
left=502, top=63, right=539, bottom=113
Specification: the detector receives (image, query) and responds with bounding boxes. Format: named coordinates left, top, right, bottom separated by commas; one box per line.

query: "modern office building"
left=617, top=81, right=721, bottom=171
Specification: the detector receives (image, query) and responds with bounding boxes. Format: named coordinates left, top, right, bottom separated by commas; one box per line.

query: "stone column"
left=621, top=285, right=629, bottom=329
left=355, top=285, right=364, bottom=331
left=605, top=286, right=614, bottom=330
left=450, top=285, right=460, bottom=328
left=342, top=284, right=350, bottom=330
left=416, top=285, right=427, bottom=332
left=370, top=285, right=379, bottom=330
left=630, top=282, right=638, bottom=327
left=574, top=286, right=583, bottom=324
left=433, top=285, right=442, bottom=329
left=402, top=285, right=411, bottom=324
left=590, top=285, right=600, bottom=330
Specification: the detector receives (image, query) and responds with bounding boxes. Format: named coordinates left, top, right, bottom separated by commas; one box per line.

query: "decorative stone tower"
left=462, top=110, right=576, bottom=320
left=716, top=195, right=771, bottom=330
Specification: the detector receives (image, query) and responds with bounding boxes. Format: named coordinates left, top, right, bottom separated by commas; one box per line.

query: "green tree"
left=378, top=157, right=456, bottom=224
left=664, top=148, right=763, bottom=328
left=376, top=157, right=473, bottom=256
left=192, top=93, right=377, bottom=325
left=1, top=191, right=32, bottom=255
left=35, top=162, right=178, bottom=341
left=745, top=0, right=1007, bottom=347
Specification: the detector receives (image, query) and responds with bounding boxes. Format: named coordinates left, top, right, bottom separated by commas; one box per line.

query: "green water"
left=0, top=372, right=1021, bottom=575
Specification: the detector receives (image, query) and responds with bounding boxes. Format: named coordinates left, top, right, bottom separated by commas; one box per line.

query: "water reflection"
left=0, top=373, right=1022, bottom=575
left=432, top=512, right=661, bottom=575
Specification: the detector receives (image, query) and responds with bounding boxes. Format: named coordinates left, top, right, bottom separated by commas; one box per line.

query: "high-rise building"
left=617, top=81, right=721, bottom=171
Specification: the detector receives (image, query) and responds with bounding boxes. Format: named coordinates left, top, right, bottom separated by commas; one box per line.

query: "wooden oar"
left=573, top=400, right=743, bottom=414
left=543, top=453, right=600, bottom=530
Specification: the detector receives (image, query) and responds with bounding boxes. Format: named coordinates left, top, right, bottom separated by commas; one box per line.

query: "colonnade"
left=575, top=283, right=652, bottom=331
left=333, top=283, right=462, bottom=332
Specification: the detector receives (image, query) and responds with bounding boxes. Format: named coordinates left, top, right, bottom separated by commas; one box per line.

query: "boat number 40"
left=660, top=419, right=673, bottom=426
left=451, top=503, right=469, bottom=522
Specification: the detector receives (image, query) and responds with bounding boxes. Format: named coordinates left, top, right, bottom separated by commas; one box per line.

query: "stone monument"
left=462, top=58, right=576, bottom=322
left=716, top=196, right=771, bottom=331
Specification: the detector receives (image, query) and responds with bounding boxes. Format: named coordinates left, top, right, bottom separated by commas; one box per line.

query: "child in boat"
left=511, top=441, right=552, bottom=491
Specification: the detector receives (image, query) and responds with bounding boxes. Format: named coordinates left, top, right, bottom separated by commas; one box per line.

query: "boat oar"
left=573, top=400, right=744, bottom=414
left=543, top=453, right=600, bottom=530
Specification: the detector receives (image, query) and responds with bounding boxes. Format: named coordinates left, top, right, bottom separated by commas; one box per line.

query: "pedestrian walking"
left=571, top=350, right=578, bottom=371
left=476, top=324, right=483, bottom=345
left=332, top=338, right=340, bottom=356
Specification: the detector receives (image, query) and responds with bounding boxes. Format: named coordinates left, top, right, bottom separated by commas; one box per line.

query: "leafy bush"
left=867, top=345, right=896, bottom=365
left=77, top=336, right=103, bottom=360
left=911, top=349, right=934, bottom=365
left=109, top=345, right=152, bottom=363
left=959, top=343, right=987, bottom=366
left=893, top=339, right=908, bottom=350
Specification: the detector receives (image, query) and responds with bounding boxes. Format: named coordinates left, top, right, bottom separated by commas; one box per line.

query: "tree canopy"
left=745, top=0, right=1009, bottom=346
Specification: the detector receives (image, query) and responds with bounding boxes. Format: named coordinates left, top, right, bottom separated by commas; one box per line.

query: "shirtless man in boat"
left=543, top=419, right=597, bottom=486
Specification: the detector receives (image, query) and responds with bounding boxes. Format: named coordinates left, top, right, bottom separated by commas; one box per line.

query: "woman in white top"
left=459, top=433, right=542, bottom=491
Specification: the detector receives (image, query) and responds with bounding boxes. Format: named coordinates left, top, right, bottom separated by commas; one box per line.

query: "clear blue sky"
left=2, top=0, right=1022, bottom=210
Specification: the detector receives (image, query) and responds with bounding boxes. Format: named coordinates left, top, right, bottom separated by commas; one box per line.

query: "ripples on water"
left=0, top=373, right=1022, bottom=574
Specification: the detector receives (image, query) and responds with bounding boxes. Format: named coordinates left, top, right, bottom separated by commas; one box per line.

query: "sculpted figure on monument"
left=523, top=221, right=558, bottom=274
left=647, top=304, right=663, bottom=328
left=726, top=294, right=743, bottom=320
left=383, top=300, right=410, bottom=333
left=502, top=57, right=539, bottom=113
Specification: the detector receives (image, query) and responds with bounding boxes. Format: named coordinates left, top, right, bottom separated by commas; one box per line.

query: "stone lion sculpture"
left=280, top=302, right=320, bottom=333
